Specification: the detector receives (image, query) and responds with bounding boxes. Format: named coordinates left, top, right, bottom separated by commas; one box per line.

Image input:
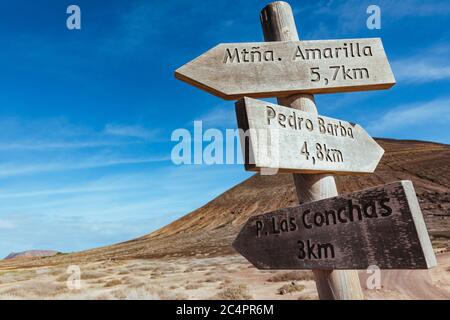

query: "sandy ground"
left=360, top=252, right=450, bottom=300
left=0, top=253, right=448, bottom=300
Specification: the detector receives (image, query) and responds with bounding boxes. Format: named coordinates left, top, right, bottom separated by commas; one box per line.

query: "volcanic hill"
left=0, top=138, right=449, bottom=269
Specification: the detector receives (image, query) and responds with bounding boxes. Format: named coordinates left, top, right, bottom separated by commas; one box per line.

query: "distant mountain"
left=0, top=138, right=449, bottom=268
left=4, top=250, right=59, bottom=260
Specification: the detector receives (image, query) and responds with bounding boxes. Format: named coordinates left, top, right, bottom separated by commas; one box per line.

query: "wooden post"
left=260, top=1, right=364, bottom=300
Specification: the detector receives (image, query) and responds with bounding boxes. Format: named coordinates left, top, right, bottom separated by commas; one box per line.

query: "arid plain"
left=0, top=138, right=449, bottom=300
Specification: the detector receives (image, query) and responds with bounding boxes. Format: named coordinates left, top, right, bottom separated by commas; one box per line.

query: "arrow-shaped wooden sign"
left=233, top=181, right=437, bottom=270
left=176, top=38, right=395, bottom=100
left=235, top=97, right=384, bottom=174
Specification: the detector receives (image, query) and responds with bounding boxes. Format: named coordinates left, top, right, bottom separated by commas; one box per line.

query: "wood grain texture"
left=235, top=97, right=384, bottom=174
left=232, top=181, right=437, bottom=270
left=175, top=38, right=395, bottom=100
left=259, top=1, right=364, bottom=300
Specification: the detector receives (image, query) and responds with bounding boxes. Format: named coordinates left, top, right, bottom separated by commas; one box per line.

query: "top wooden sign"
left=175, top=38, right=396, bottom=100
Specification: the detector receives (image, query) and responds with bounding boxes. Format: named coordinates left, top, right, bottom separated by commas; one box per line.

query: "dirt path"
left=361, top=252, right=450, bottom=300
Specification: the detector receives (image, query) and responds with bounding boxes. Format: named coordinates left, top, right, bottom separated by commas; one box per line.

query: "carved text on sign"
left=176, top=38, right=396, bottom=99
left=233, top=181, right=437, bottom=270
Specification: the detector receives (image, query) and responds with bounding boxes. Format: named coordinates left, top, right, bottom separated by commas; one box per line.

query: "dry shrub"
left=151, top=268, right=163, bottom=277
left=213, top=266, right=226, bottom=272
left=175, top=293, right=188, bottom=300
left=121, top=276, right=146, bottom=288
left=217, top=278, right=233, bottom=290
left=298, top=294, right=318, bottom=300
left=55, top=270, right=108, bottom=283
left=0, top=280, right=68, bottom=298
left=117, top=269, right=130, bottom=275
left=111, top=285, right=176, bottom=300
left=104, top=279, right=123, bottom=288
left=55, top=274, right=68, bottom=282
left=278, top=283, right=305, bottom=295
left=184, top=267, right=195, bottom=273
left=47, top=268, right=66, bottom=277
left=112, top=290, right=127, bottom=300
left=185, top=283, right=201, bottom=290
left=267, top=271, right=314, bottom=282
left=0, top=293, right=22, bottom=300
left=82, top=270, right=109, bottom=280
left=0, top=270, right=35, bottom=283
left=216, top=284, right=252, bottom=300
left=0, top=273, right=17, bottom=285
left=51, top=288, right=107, bottom=300
left=129, top=264, right=155, bottom=272
left=159, top=265, right=177, bottom=273
left=95, top=293, right=112, bottom=300
left=204, top=277, right=222, bottom=283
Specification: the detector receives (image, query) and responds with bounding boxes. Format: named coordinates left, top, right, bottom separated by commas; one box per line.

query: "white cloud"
left=367, top=97, right=450, bottom=135
left=392, top=45, right=450, bottom=84
left=0, top=155, right=169, bottom=178
left=384, top=0, right=450, bottom=17
left=198, top=103, right=236, bottom=128
left=0, top=140, right=128, bottom=151
left=304, top=0, right=450, bottom=37
left=0, top=117, right=157, bottom=151
left=104, top=124, right=157, bottom=140
left=319, top=0, right=450, bottom=18
left=0, top=179, right=144, bottom=200
left=393, top=61, right=450, bottom=84
left=0, top=163, right=251, bottom=257
left=0, top=219, right=15, bottom=230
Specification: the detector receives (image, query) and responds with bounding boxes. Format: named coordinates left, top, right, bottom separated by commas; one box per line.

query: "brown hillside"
left=1, top=138, right=449, bottom=269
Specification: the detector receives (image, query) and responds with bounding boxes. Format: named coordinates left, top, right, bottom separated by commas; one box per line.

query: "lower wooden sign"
left=233, top=181, right=437, bottom=270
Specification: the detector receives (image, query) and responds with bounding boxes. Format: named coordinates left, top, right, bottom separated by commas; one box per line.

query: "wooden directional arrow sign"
left=233, top=181, right=437, bottom=270
left=235, top=97, right=384, bottom=174
left=175, top=38, right=395, bottom=100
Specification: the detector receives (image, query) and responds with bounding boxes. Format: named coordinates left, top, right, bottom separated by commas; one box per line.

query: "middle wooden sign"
left=236, top=97, right=384, bottom=174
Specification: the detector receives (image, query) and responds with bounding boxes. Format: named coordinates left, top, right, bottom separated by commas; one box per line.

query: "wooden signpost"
left=236, top=97, right=384, bottom=174
left=174, top=1, right=436, bottom=300
left=233, top=181, right=437, bottom=270
left=175, top=38, right=395, bottom=100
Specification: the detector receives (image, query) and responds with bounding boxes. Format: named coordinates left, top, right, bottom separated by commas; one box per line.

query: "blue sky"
left=0, top=0, right=449, bottom=258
